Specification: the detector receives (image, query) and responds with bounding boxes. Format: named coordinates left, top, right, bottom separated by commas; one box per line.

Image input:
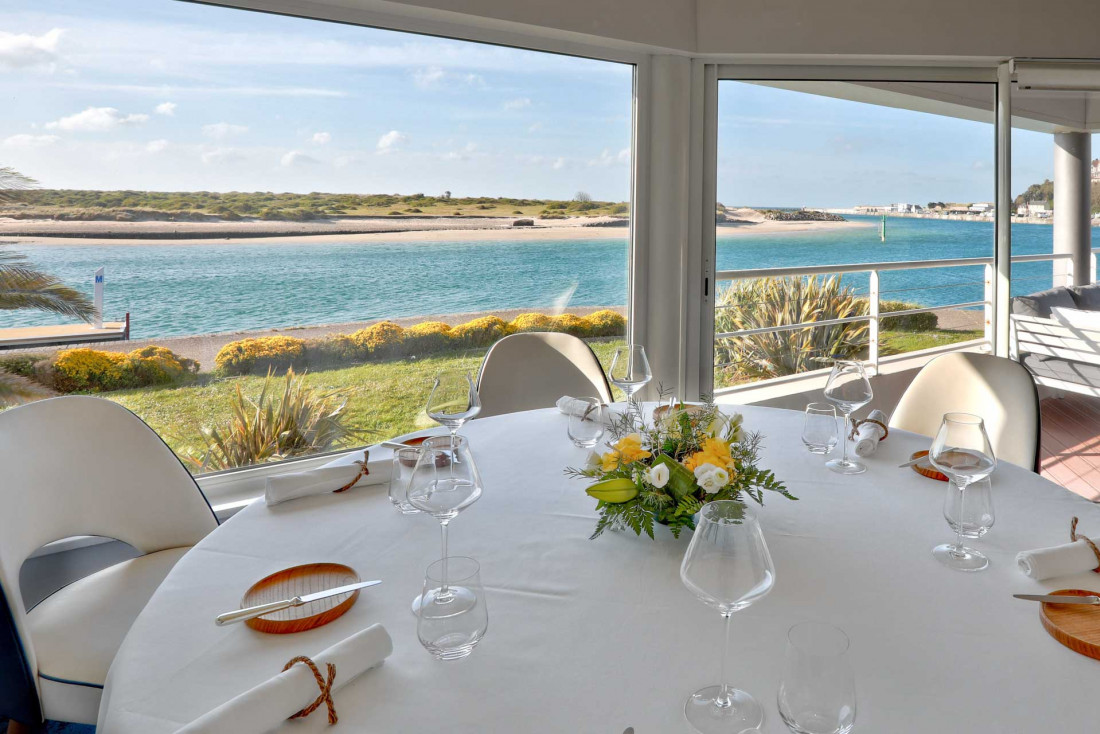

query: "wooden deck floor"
left=1040, top=394, right=1100, bottom=502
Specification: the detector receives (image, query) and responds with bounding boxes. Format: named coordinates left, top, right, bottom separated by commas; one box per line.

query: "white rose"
left=646, top=463, right=670, bottom=489
left=584, top=450, right=602, bottom=471
left=694, top=462, right=729, bottom=494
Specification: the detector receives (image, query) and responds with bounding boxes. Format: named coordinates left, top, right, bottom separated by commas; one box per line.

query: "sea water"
left=2, top=215, right=1091, bottom=339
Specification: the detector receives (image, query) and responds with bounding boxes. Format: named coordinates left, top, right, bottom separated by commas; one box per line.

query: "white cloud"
left=413, top=66, right=445, bottom=89
left=442, top=142, right=479, bottom=161
left=202, top=122, right=248, bottom=139
left=280, top=150, right=318, bottom=167
left=552, top=157, right=566, bottom=170
left=528, top=122, right=543, bottom=133
left=412, top=66, right=485, bottom=90
left=200, top=147, right=242, bottom=165
left=618, top=148, right=631, bottom=164
left=154, top=102, right=177, bottom=116
left=0, top=29, right=64, bottom=70
left=145, top=139, right=169, bottom=153
left=2, top=133, right=61, bottom=148
left=45, top=106, right=149, bottom=132
left=310, top=131, right=332, bottom=145
left=376, top=130, right=408, bottom=153
left=50, top=82, right=348, bottom=98
left=504, top=97, right=532, bottom=110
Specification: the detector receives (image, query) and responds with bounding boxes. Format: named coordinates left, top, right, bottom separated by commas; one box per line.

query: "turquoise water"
left=1, top=215, right=1091, bottom=338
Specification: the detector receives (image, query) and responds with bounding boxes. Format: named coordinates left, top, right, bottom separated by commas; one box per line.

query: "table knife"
left=216, top=579, right=382, bottom=626
left=1013, top=593, right=1100, bottom=605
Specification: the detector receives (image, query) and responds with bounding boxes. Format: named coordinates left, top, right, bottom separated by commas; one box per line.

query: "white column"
left=1054, top=131, right=1092, bottom=286
left=993, top=63, right=1012, bottom=357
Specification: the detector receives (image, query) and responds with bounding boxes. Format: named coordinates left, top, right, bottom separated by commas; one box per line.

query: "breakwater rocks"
left=758, top=209, right=847, bottom=222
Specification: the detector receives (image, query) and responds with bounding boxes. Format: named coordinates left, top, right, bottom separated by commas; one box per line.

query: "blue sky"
left=0, top=0, right=633, bottom=200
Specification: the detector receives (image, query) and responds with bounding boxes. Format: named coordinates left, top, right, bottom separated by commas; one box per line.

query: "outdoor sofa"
left=1011, top=283, right=1100, bottom=396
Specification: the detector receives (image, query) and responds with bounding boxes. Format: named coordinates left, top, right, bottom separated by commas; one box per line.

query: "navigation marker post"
left=880, top=214, right=886, bottom=242
left=93, top=267, right=104, bottom=329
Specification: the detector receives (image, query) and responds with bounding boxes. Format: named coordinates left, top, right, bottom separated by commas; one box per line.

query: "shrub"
left=878, top=300, right=939, bottom=332
left=305, top=334, right=364, bottom=366
left=404, top=321, right=453, bottom=354
left=553, top=313, right=589, bottom=336
left=583, top=310, right=626, bottom=337
left=450, top=316, right=509, bottom=347
left=349, top=322, right=405, bottom=359
left=509, top=313, right=554, bottom=333
left=185, top=368, right=358, bottom=472
left=43, top=346, right=198, bottom=392
left=714, top=276, right=868, bottom=380
left=128, top=346, right=199, bottom=382
left=215, top=336, right=307, bottom=376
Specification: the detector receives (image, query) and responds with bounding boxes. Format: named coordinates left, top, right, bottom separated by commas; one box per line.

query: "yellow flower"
left=601, top=433, right=652, bottom=470
left=682, top=437, right=736, bottom=473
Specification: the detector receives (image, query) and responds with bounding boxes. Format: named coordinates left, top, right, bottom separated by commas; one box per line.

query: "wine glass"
left=680, top=501, right=775, bottom=733
left=928, top=412, right=996, bottom=572
left=823, top=360, right=873, bottom=475
left=802, top=403, right=838, bottom=455
left=608, top=345, right=652, bottom=401
left=777, top=622, right=856, bottom=734
left=567, top=397, right=606, bottom=448
left=417, top=556, right=488, bottom=661
left=426, top=370, right=481, bottom=437
left=407, top=435, right=483, bottom=613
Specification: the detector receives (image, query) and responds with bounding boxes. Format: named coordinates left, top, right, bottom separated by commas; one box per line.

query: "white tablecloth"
left=98, top=405, right=1100, bottom=733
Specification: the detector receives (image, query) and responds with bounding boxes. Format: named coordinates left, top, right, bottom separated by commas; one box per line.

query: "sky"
left=718, top=82, right=1082, bottom=209
left=0, top=0, right=634, bottom=200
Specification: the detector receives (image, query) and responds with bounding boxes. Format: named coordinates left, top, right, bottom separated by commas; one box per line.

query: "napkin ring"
left=283, top=655, right=338, bottom=724
left=335, top=450, right=370, bottom=493
left=849, top=418, right=888, bottom=442
left=1070, top=516, right=1100, bottom=574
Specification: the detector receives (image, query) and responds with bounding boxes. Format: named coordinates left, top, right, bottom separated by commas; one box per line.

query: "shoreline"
left=0, top=215, right=867, bottom=246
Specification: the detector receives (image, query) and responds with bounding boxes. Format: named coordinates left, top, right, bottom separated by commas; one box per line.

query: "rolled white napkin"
left=556, top=396, right=618, bottom=424
left=853, top=409, right=888, bottom=458
left=177, top=624, right=393, bottom=734
left=265, top=449, right=392, bottom=506
left=1016, top=538, right=1100, bottom=580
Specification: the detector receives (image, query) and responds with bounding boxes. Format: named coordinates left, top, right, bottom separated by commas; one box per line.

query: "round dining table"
left=98, top=404, right=1100, bottom=733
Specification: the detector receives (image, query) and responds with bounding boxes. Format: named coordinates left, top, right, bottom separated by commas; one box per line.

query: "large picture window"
left=0, top=0, right=633, bottom=474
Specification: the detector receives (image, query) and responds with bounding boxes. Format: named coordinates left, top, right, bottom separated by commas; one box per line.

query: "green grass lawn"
left=106, top=339, right=628, bottom=467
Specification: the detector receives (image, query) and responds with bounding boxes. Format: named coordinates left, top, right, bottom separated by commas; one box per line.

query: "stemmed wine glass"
left=406, top=435, right=483, bottom=613
left=680, top=501, right=775, bottom=733
left=608, top=345, right=652, bottom=402
left=928, top=412, right=996, bottom=572
left=426, top=370, right=481, bottom=437
left=823, top=360, right=873, bottom=475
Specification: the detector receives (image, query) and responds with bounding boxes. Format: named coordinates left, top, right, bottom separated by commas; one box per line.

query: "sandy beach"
left=0, top=214, right=868, bottom=246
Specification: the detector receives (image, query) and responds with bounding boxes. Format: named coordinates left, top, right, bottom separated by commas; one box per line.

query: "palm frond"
left=0, top=250, right=98, bottom=321
left=0, top=166, right=37, bottom=203
left=0, top=372, right=51, bottom=407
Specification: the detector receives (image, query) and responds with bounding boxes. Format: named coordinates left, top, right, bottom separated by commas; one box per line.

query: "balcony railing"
left=714, top=250, right=1094, bottom=390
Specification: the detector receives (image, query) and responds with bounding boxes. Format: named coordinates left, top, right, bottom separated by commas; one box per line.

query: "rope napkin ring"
left=848, top=418, right=888, bottom=442
left=282, top=655, right=338, bottom=724
left=334, top=450, right=370, bottom=493
left=1070, top=516, right=1100, bottom=574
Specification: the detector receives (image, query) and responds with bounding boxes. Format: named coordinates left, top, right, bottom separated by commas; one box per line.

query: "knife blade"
left=1013, top=593, right=1100, bottom=605
left=216, top=579, right=382, bottom=626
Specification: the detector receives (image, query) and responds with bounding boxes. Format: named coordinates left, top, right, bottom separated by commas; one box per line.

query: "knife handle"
left=216, top=597, right=300, bottom=626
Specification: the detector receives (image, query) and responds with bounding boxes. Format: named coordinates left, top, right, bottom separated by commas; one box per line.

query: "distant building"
left=1092, top=158, right=1100, bottom=180
left=1025, top=200, right=1050, bottom=216
left=854, top=205, right=887, bottom=214
left=969, top=202, right=993, bottom=213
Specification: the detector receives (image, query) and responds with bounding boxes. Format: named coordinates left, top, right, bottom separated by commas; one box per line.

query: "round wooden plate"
left=652, top=403, right=707, bottom=422
left=1038, top=589, right=1100, bottom=661
left=242, top=563, right=361, bottom=634
left=909, top=450, right=948, bottom=481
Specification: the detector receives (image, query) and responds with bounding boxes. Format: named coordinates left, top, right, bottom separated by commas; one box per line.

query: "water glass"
left=388, top=447, right=423, bottom=514
left=802, top=403, right=838, bottom=455
left=944, top=477, right=994, bottom=539
left=680, top=502, right=775, bottom=733
left=567, top=397, right=606, bottom=448
left=777, top=622, right=856, bottom=734
left=823, top=360, right=873, bottom=475
left=928, top=412, right=996, bottom=572
left=417, top=556, right=488, bottom=661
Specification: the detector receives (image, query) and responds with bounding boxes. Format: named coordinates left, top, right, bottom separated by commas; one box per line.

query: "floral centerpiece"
left=567, top=399, right=795, bottom=539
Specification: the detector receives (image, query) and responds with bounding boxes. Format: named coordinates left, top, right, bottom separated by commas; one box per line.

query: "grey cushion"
left=1069, top=283, right=1100, bottom=311
left=1011, top=287, right=1077, bottom=318
left=1021, top=353, right=1100, bottom=388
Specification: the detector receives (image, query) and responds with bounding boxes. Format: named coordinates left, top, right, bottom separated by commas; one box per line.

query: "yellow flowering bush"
left=450, top=315, right=509, bottom=347
left=45, top=346, right=198, bottom=392
left=215, top=336, right=307, bottom=375
left=583, top=309, right=626, bottom=337
left=404, top=321, right=453, bottom=353
left=509, top=313, right=554, bottom=333
left=553, top=313, right=589, bottom=337
left=349, top=322, right=405, bottom=359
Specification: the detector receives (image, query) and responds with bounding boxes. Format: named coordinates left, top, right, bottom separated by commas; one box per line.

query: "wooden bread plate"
left=242, top=563, right=362, bottom=634
left=1038, top=589, right=1100, bottom=661
left=909, top=450, right=949, bottom=482
left=653, top=403, right=707, bottom=422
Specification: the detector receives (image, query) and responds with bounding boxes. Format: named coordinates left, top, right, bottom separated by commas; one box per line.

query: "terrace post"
left=1053, top=132, right=1092, bottom=286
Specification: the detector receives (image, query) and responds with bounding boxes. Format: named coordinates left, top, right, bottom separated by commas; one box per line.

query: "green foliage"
left=715, top=275, right=869, bottom=380
left=184, top=368, right=359, bottom=472
left=0, top=248, right=97, bottom=322
left=878, top=300, right=939, bottom=331
left=39, top=346, right=198, bottom=393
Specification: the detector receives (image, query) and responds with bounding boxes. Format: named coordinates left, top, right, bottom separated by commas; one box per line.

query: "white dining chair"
left=889, top=352, right=1041, bottom=472
left=476, top=332, right=613, bottom=418
left=0, top=396, right=218, bottom=728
